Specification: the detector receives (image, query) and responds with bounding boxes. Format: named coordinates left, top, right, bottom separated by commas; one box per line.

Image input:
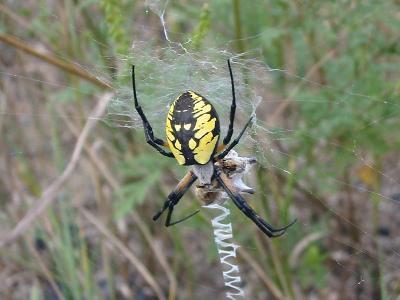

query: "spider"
left=132, top=59, right=295, bottom=237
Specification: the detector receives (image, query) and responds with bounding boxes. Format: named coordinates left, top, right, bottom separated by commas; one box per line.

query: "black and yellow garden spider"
left=132, top=59, right=295, bottom=237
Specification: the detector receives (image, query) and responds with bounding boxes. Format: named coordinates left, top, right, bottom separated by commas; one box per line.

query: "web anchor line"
left=205, top=203, right=245, bottom=300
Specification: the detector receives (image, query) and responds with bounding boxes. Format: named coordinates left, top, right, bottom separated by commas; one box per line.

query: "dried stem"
left=270, top=49, right=336, bottom=124
left=0, top=33, right=111, bottom=89
left=81, top=209, right=166, bottom=300
left=238, top=247, right=286, bottom=300
left=0, top=93, right=113, bottom=247
left=26, top=239, right=66, bottom=300
left=288, top=231, right=326, bottom=268
left=58, top=107, right=177, bottom=300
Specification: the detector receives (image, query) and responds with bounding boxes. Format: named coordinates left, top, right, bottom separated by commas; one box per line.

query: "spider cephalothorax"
left=132, top=59, right=295, bottom=237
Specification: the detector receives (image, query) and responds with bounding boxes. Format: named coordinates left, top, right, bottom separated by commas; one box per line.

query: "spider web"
left=1, top=0, right=400, bottom=299
left=105, top=44, right=259, bottom=136
left=102, top=2, right=400, bottom=298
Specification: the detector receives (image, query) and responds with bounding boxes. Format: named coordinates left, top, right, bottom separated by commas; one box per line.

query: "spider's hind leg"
left=153, top=171, right=199, bottom=226
left=215, top=168, right=296, bottom=237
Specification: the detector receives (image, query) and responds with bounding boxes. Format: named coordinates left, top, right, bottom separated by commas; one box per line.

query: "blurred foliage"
left=101, top=0, right=130, bottom=55
left=190, top=4, right=211, bottom=49
left=114, top=151, right=173, bottom=219
left=298, top=244, right=328, bottom=290
left=0, top=0, right=399, bottom=299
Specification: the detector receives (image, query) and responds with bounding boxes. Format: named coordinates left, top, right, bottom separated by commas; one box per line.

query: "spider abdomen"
left=166, top=91, right=220, bottom=165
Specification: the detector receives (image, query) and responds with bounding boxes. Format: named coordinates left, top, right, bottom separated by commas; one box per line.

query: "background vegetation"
left=1, top=0, right=400, bottom=299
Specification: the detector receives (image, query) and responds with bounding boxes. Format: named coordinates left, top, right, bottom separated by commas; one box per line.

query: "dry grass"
left=1, top=1, right=400, bottom=299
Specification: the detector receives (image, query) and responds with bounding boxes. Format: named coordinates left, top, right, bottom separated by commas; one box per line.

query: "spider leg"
left=218, top=116, right=254, bottom=159
left=165, top=207, right=200, bottom=227
left=214, top=168, right=296, bottom=238
left=152, top=171, right=199, bottom=227
left=132, top=65, right=174, bottom=158
left=221, top=59, right=237, bottom=146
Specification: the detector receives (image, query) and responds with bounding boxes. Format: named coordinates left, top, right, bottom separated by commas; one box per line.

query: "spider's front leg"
left=217, top=116, right=254, bottom=159
left=131, top=65, right=174, bottom=158
left=217, top=58, right=253, bottom=158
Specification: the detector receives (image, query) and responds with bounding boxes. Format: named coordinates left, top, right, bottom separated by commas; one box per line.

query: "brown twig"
left=0, top=93, right=113, bottom=248
left=26, top=239, right=66, bottom=300
left=0, top=4, right=31, bottom=30
left=131, top=211, right=177, bottom=300
left=81, top=209, right=166, bottom=300
left=273, top=171, right=342, bottom=223
left=265, top=238, right=294, bottom=300
left=269, top=49, right=336, bottom=124
left=288, top=231, right=326, bottom=268
left=0, top=33, right=112, bottom=89
left=238, top=247, right=286, bottom=300
left=57, top=107, right=177, bottom=300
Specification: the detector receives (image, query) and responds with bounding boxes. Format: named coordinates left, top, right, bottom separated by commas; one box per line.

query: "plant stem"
left=232, top=0, right=245, bottom=54
left=0, top=33, right=111, bottom=89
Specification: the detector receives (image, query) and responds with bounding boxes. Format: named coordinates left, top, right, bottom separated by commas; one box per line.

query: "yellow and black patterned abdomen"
left=166, top=91, right=220, bottom=165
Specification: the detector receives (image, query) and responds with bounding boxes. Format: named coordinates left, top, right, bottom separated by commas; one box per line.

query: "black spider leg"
left=153, top=171, right=200, bottom=226
left=218, top=116, right=254, bottom=159
left=214, top=168, right=296, bottom=238
left=222, top=59, right=237, bottom=146
left=132, top=65, right=174, bottom=158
